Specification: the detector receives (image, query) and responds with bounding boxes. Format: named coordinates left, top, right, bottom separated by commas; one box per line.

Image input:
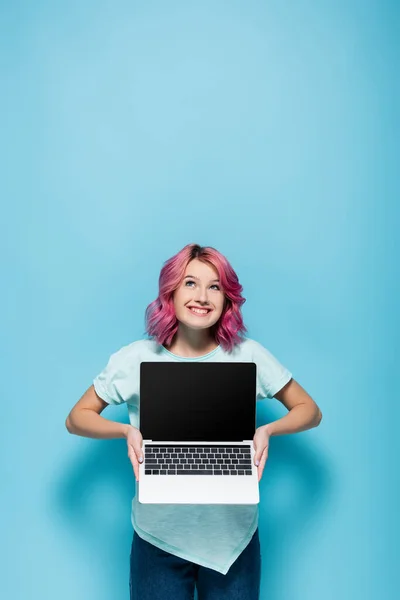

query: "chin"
left=178, top=314, right=221, bottom=330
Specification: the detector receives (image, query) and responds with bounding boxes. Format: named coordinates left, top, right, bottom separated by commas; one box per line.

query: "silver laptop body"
left=138, top=361, right=259, bottom=504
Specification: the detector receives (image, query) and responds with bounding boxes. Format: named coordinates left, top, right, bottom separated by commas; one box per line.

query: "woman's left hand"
left=253, top=426, right=271, bottom=482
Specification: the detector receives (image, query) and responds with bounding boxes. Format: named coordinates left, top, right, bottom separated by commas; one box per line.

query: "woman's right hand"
left=125, top=425, right=144, bottom=482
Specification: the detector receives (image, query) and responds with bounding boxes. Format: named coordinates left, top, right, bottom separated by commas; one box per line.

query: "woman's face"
left=172, top=259, right=226, bottom=330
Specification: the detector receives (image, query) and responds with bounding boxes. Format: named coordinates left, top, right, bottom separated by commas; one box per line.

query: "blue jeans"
left=129, top=529, right=261, bottom=600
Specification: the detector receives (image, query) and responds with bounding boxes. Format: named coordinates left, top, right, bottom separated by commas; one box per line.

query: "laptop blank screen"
left=139, top=362, right=256, bottom=442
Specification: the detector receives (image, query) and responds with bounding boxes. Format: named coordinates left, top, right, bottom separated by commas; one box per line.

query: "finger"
left=136, top=449, right=144, bottom=481
left=260, top=446, right=269, bottom=467
left=135, top=447, right=144, bottom=478
left=257, top=447, right=269, bottom=481
left=253, top=442, right=259, bottom=464
left=254, top=444, right=267, bottom=466
left=127, top=446, right=139, bottom=481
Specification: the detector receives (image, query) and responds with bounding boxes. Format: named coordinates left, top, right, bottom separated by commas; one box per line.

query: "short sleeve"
left=93, top=345, right=134, bottom=405
left=252, top=340, right=293, bottom=400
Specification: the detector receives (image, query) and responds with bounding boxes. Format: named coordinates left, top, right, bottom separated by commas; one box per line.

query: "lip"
left=187, top=306, right=213, bottom=317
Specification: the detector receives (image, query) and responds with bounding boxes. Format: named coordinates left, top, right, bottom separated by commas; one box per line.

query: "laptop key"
left=176, top=470, right=213, bottom=475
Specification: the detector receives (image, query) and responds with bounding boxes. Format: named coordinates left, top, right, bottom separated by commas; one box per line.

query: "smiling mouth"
left=187, top=307, right=212, bottom=315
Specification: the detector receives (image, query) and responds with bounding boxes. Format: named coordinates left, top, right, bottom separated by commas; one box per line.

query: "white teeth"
left=189, top=307, right=209, bottom=314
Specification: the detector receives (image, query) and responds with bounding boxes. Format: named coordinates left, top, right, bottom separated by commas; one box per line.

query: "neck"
left=165, top=324, right=218, bottom=357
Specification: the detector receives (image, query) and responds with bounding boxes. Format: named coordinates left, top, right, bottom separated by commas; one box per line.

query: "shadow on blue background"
left=53, top=403, right=332, bottom=600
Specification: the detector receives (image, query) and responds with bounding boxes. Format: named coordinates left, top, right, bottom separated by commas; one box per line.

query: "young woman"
left=66, top=243, right=322, bottom=600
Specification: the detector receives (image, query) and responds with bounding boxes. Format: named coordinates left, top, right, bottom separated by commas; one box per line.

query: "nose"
left=194, top=286, right=210, bottom=305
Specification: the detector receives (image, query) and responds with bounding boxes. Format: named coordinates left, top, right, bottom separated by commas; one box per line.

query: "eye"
left=184, top=280, right=220, bottom=291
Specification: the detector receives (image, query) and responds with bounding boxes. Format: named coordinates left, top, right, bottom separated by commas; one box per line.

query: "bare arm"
left=267, top=378, right=322, bottom=436
left=65, top=384, right=130, bottom=439
left=66, top=385, right=144, bottom=480
left=253, top=378, right=322, bottom=481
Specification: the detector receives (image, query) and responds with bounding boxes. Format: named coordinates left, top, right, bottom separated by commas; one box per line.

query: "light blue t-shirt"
left=93, top=337, right=292, bottom=575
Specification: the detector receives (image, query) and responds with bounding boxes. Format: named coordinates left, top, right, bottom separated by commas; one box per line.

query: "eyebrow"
left=184, top=275, right=220, bottom=282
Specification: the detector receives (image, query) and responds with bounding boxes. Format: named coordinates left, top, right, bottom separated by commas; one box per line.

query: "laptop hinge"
left=144, top=440, right=253, bottom=444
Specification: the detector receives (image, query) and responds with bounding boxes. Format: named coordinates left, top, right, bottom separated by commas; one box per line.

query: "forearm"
left=265, top=404, right=322, bottom=437
left=66, top=409, right=131, bottom=439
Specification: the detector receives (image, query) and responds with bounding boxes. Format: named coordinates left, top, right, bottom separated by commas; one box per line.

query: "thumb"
left=128, top=439, right=143, bottom=463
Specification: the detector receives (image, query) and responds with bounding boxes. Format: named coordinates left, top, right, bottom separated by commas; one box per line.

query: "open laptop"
left=138, top=361, right=260, bottom=504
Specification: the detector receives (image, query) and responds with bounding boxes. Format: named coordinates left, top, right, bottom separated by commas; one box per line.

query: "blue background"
left=1, top=1, right=398, bottom=599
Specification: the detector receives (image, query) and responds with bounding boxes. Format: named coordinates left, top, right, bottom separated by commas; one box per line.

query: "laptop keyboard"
left=143, top=444, right=253, bottom=476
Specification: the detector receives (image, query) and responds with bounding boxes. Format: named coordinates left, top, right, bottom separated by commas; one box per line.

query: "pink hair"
left=144, top=243, right=247, bottom=353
